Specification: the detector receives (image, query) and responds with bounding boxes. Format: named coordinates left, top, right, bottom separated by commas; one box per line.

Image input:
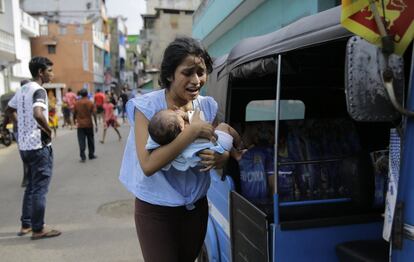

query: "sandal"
left=31, top=229, right=61, bottom=240
left=17, top=227, right=32, bottom=236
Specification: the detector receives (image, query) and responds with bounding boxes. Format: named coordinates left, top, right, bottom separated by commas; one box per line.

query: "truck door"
left=230, top=191, right=270, bottom=262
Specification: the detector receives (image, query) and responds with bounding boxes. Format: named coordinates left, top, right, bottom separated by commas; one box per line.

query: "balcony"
left=104, top=38, right=110, bottom=52
left=93, top=30, right=107, bottom=51
left=93, top=62, right=104, bottom=83
left=20, top=10, right=39, bottom=37
left=0, top=29, right=15, bottom=62
left=101, top=6, right=108, bottom=22
left=94, top=73, right=104, bottom=84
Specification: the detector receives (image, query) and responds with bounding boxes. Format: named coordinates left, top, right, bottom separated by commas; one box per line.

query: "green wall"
left=193, top=0, right=243, bottom=41
left=193, top=0, right=340, bottom=58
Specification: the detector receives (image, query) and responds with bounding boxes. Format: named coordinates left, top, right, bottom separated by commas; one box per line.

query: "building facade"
left=126, top=34, right=143, bottom=90
left=108, top=16, right=128, bottom=91
left=0, top=0, right=39, bottom=99
left=10, top=9, right=40, bottom=91
left=140, top=0, right=201, bottom=88
left=30, top=22, right=95, bottom=91
left=22, top=0, right=110, bottom=93
left=21, top=0, right=106, bottom=25
left=193, top=0, right=341, bottom=58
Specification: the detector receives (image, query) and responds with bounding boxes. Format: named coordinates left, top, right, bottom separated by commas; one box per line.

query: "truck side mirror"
left=345, top=36, right=404, bottom=122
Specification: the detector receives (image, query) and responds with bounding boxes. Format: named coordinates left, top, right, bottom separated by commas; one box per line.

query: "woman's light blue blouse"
left=119, top=89, right=218, bottom=207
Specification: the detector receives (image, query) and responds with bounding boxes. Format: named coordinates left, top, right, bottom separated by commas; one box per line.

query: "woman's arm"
left=198, top=117, right=231, bottom=171
left=198, top=150, right=230, bottom=171
left=215, top=123, right=243, bottom=149
left=135, top=109, right=214, bottom=176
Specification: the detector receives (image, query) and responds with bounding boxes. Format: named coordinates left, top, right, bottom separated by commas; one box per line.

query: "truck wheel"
left=197, top=244, right=209, bottom=262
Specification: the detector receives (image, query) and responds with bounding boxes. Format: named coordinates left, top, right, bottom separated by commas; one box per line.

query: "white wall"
left=119, top=45, right=126, bottom=60
left=0, top=0, right=19, bottom=96
left=12, top=35, right=32, bottom=78
left=10, top=4, right=32, bottom=92
left=117, top=17, right=127, bottom=35
left=12, top=0, right=22, bottom=60
left=21, top=0, right=103, bottom=24
left=9, top=77, right=20, bottom=91
left=0, top=0, right=15, bottom=33
left=0, top=71, right=5, bottom=96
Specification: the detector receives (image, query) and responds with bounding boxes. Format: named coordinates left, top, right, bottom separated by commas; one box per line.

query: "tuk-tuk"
left=200, top=6, right=413, bottom=262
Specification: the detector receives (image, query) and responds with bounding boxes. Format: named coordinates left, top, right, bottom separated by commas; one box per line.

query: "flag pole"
left=368, top=0, right=394, bottom=54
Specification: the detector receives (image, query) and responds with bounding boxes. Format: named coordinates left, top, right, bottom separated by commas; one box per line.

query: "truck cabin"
left=204, top=5, right=413, bottom=261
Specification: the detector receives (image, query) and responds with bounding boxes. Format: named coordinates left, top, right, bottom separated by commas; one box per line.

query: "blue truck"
left=199, top=6, right=414, bottom=262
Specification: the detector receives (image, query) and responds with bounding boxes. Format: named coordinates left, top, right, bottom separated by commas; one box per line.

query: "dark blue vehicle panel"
left=274, top=222, right=383, bottom=262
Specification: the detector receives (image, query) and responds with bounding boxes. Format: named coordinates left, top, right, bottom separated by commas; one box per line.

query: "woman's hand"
left=198, top=149, right=230, bottom=172
left=173, top=108, right=189, bottom=123
left=188, top=110, right=215, bottom=141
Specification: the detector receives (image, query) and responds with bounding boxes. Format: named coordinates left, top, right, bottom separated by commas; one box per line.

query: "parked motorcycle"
left=0, top=116, right=13, bottom=146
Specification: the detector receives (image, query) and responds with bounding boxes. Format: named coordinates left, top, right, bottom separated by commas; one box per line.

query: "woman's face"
left=169, top=55, right=207, bottom=103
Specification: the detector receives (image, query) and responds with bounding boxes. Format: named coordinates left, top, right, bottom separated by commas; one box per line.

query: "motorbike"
left=0, top=115, right=13, bottom=147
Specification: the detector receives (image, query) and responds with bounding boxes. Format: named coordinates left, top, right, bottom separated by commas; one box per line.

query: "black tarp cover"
left=206, top=6, right=352, bottom=120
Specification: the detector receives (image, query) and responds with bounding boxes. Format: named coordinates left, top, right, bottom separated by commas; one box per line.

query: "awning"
left=44, top=83, right=66, bottom=89
left=43, top=41, right=57, bottom=45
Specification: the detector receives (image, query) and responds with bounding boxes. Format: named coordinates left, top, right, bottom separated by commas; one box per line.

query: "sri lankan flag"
left=341, top=0, right=414, bottom=55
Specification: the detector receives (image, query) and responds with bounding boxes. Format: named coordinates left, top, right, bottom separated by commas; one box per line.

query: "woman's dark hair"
left=29, top=56, right=53, bottom=78
left=159, top=37, right=213, bottom=88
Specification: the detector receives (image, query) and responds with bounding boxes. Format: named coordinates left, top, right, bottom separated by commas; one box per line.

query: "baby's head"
left=148, top=109, right=186, bottom=145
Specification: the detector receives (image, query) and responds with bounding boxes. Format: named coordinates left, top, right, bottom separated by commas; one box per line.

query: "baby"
left=146, top=109, right=242, bottom=171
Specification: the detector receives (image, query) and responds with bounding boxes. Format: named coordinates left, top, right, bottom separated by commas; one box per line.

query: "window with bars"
left=47, top=45, right=56, bottom=54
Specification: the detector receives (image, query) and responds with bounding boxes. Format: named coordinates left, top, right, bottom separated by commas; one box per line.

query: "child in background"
left=94, top=89, right=105, bottom=124
left=275, top=123, right=297, bottom=201
left=61, top=100, right=71, bottom=129
left=100, top=97, right=121, bottom=143
left=238, top=122, right=275, bottom=201
left=48, top=90, right=58, bottom=137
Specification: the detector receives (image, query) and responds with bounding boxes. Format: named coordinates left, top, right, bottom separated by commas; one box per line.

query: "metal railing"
left=0, top=29, right=15, bottom=54
left=20, top=10, right=39, bottom=37
left=93, top=30, right=105, bottom=50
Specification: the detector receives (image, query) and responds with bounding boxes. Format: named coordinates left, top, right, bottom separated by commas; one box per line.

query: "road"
left=0, top=123, right=144, bottom=262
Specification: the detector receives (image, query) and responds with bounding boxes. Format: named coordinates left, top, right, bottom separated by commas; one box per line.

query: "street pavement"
left=0, top=122, right=144, bottom=262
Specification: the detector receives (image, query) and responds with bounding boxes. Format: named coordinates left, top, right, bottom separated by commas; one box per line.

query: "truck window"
left=245, top=100, right=305, bottom=121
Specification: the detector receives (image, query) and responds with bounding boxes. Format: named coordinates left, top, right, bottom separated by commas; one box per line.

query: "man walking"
left=63, top=87, right=77, bottom=129
left=74, top=89, right=98, bottom=162
left=93, top=88, right=105, bottom=123
left=5, top=56, right=61, bottom=240
left=119, top=87, right=129, bottom=123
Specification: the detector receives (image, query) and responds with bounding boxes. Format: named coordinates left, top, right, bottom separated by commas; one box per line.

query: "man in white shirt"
left=5, top=56, right=61, bottom=240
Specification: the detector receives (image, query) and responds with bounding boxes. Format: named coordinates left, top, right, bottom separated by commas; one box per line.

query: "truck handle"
left=368, top=0, right=414, bottom=117
left=383, top=70, right=414, bottom=117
